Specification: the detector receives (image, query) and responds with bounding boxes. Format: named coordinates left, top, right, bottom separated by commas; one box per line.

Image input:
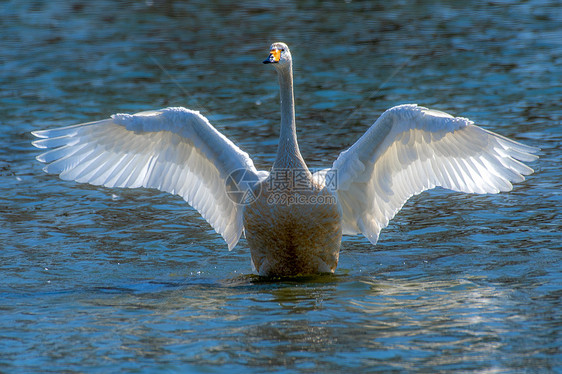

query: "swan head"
left=263, top=42, right=291, bottom=68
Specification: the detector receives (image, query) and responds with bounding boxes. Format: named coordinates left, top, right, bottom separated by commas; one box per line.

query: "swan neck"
left=274, top=65, right=307, bottom=170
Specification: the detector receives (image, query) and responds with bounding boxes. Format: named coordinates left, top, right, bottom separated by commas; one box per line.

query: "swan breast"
left=243, top=172, right=342, bottom=276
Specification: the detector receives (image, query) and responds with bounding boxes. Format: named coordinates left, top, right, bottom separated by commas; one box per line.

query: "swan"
left=32, top=42, right=538, bottom=277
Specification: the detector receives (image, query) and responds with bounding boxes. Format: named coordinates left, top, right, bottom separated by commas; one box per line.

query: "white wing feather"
left=32, top=107, right=266, bottom=250
left=327, top=104, right=538, bottom=244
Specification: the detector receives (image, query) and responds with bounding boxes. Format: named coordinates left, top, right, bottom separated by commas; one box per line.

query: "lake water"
left=1, top=0, right=561, bottom=372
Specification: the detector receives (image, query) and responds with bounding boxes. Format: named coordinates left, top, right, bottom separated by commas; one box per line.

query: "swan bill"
left=263, top=48, right=281, bottom=64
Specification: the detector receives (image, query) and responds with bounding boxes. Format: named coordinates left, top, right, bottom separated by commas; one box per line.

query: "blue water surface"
left=1, top=1, right=561, bottom=373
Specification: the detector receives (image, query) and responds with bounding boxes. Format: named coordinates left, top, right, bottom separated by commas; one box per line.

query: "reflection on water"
left=1, top=0, right=561, bottom=372
left=7, top=275, right=557, bottom=372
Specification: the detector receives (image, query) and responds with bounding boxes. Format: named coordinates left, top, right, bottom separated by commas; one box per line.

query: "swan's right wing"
left=32, top=107, right=268, bottom=250
left=324, top=104, right=538, bottom=245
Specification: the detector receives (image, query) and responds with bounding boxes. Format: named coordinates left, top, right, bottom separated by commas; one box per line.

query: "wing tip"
left=31, top=130, right=48, bottom=139
left=31, top=139, right=47, bottom=149
left=36, top=153, right=47, bottom=163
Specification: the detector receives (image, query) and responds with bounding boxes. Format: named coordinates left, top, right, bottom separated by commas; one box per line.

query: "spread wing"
left=32, top=107, right=268, bottom=250
left=323, top=104, right=538, bottom=244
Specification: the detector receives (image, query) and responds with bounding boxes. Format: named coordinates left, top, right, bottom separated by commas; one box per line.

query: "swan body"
left=32, top=42, right=538, bottom=276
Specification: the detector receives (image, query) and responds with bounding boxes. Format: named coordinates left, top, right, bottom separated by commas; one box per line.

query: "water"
left=1, top=0, right=561, bottom=372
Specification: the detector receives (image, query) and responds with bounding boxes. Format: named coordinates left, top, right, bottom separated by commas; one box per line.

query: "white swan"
left=32, top=42, right=538, bottom=276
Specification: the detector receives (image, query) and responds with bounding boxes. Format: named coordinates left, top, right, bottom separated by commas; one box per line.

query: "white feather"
left=321, top=104, right=538, bottom=244
left=32, top=107, right=267, bottom=250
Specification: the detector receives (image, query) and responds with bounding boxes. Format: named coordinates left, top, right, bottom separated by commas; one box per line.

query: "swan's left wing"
left=32, top=107, right=267, bottom=250
left=319, top=104, right=538, bottom=245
